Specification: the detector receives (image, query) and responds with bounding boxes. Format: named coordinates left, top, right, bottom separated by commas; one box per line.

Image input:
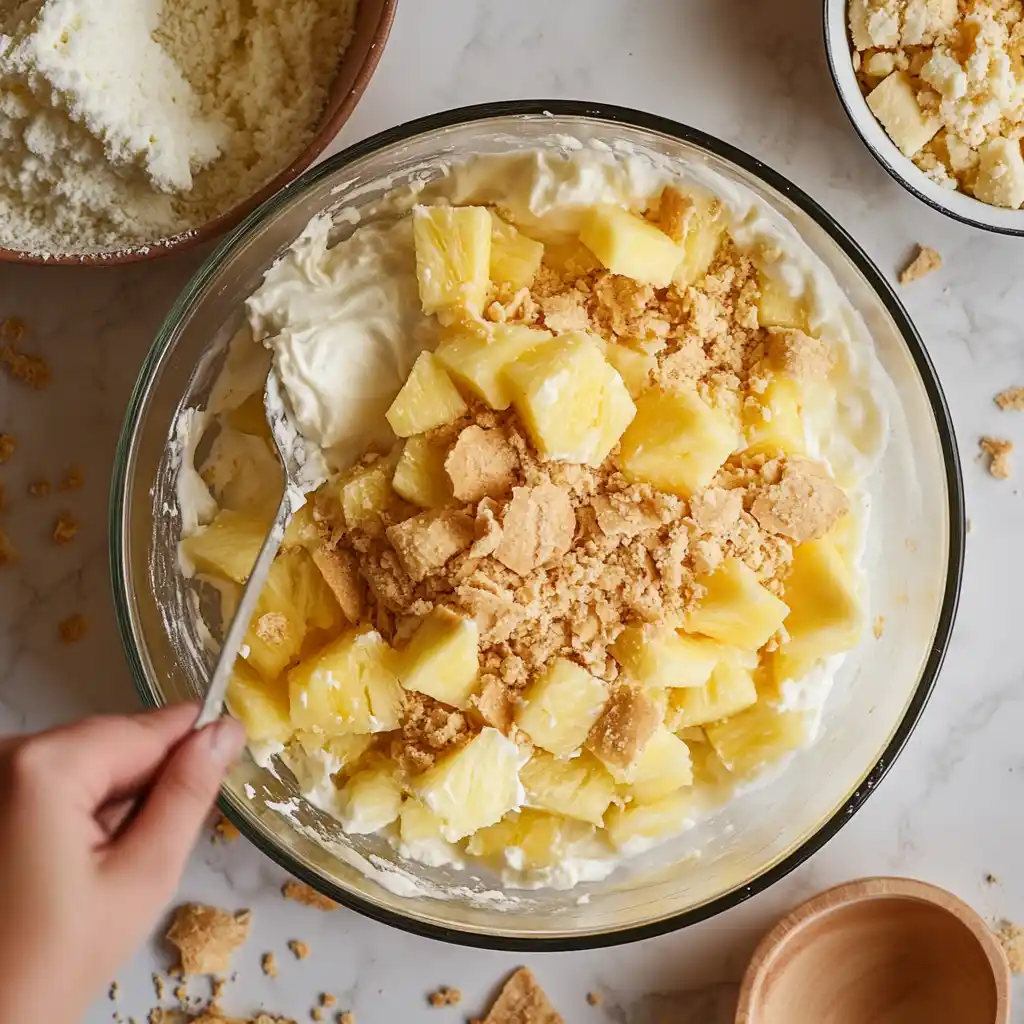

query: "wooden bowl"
left=736, top=878, right=1010, bottom=1024
left=1, top=0, right=396, bottom=267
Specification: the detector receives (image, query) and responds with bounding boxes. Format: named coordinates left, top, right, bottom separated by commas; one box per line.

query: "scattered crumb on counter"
left=59, top=464, right=84, bottom=490
left=872, top=615, right=886, bottom=640
left=996, top=919, right=1024, bottom=973
left=321, top=995, right=336, bottom=1008
left=311, top=1010, right=323, bottom=1022
left=59, top=613, right=88, bottom=643
left=586, top=992, right=603, bottom=1007
left=262, top=952, right=279, bottom=978
left=981, top=437, right=1013, bottom=479
left=0, top=317, right=25, bottom=343
left=428, top=987, right=462, bottom=1007
left=109, top=982, right=120, bottom=1001
left=995, top=387, right=1024, bottom=412
left=984, top=872, right=1000, bottom=886
left=53, top=512, right=78, bottom=544
left=1, top=341, right=51, bottom=388
left=212, top=815, right=240, bottom=843
left=210, top=976, right=226, bottom=1003
left=898, top=245, right=942, bottom=286
left=0, top=525, right=17, bottom=566
left=0, top=433, right=15, bottom=462
left=153, top=974, right=166, bottom=1001
left=481, top=968, right=563, bottom=1024
left=173, top=984, right=188, bottom=1004
left=282, top=880, right=339, bottom=911
left=287, top=939, right=310, bottom=960
left=166, top=904, right=252, bottom=976
left=28, top=477, right=50, bottom=498
left=337, top=1013, right=354, bottom=1024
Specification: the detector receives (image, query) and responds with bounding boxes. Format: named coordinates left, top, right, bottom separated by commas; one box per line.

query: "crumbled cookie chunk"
left=320, top=995, right=336, bottom=1009
left=287, top=939, right=309, bottom=960
left=765, top=327, right=832, bottom=380
left=52, top=513, right=77, bottom=544
left=981, top=437, right=1013, bottom=479
left=587, top=685, right=661, bottom=771
left=538, top=290, right=590, bottom=333
left=996, top=920, right=1024, bottom=974
left=281, top=881, right=339, bottom=911
left=261, top=952, right=278, bottom=978
left=212, top=815, right=240, bottom=843
left=494, top=483, right=575, bottom=576
left=255, top=612, right=288, bottom=644
left=899, top=245, right=942, bottom=286
left=391, top=693, right=469, bottom=773
left=311, top=545, right=365, bottom=622
left=482, top=968, right=563, bottom=1024
left=749, top=459, right=849, bottom=542
left=445, top=425, right=518, bottom=502
left=428, top=987, right=462, bottom=1007
left=1, top=342, right=51, bottom=388
left=59, top=464, right=84, bottom=490
left=0, top=433, right=15, bottom=463
left=166, top=905, right=251, bottom=976
left=995, top=387, right=1024, bottom=412
left=688, top=487, right=744, bottom=535
left=58, top=613, right=88, bottom=643
left=468, top=498, right=505, bottom=559
left=386, top=508, right=475, bottom=582
left=656, top=185, right=693, bottom=243
left=337, top=1014, right=355, bottom=1024
left=28, top=477, right=50, bottom=498
left=590, top=493, right=663, bottom=540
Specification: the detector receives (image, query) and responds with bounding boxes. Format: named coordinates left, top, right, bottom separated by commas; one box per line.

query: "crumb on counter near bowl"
left=166, top=904, right=252, bottom=976
left=59, top=613, right=88, bottom=643
left=980, top=436, right=1013, bottom=479
left=586, top=991, right=604, bottom=1006
left=28, top=477, right=50, bottom=499
left=481, top=969, right=563, bottom=1024
left=1, top=341, right=51, bottom=389
left=995, top=386, right=1024, bottom=411
left=898, top=244, right=942, bottom=285
left=52, top=512, right=78, bottom=544
left=287, top=939, right=310, bottom=960
left=212, top=814, right=240, bottom=844
left=0, top=526, right=17, bottom=566
left=849, top=0, right=1024, bottom=210
left=281, top=880, right=339, bottom=911
left=995, top=919, right=1024, bottom=973
left=261, top=952, right=279, bottom=978
left=427, top=986, right=462, bottom=1007
left=0, top=433, right=16, bottom=463
left=59, top=464, right=84, bottom=490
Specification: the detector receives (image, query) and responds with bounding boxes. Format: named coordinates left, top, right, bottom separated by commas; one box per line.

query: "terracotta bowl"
left=1, top=0, right=396, bottom=266
left=736, top=878, right=1010, bottom=1024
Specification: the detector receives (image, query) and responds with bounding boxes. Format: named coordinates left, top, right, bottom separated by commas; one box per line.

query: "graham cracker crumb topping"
left=749, top=458, right=850, bottom=543
left=981, top=436, right=1013, bottom=479
left=445, top=425, right=518, bottom=502
left=165, top=904, right=251, bottom=976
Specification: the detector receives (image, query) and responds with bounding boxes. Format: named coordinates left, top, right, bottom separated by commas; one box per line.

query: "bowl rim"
left=0, top=0, right=398, bottom=267
left=822, top=0, right=1024, bottom=237
left=110, top=98, right=966, bottom=952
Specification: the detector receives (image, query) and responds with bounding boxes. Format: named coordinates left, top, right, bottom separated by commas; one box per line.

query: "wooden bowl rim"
left=735, top=876, right=1010, bottom=1024
left=0, top=0, right=397, bottom=267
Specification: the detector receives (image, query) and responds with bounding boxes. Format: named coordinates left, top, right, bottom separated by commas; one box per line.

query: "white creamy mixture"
left=174, top=142, right=889, bottom=893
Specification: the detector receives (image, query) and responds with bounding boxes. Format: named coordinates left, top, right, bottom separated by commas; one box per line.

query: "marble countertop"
left=2, top=0, right=1023, bottom=1020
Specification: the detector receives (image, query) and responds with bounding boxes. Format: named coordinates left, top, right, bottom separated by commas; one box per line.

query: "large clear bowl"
left=110, top=101, right=964, bottom=950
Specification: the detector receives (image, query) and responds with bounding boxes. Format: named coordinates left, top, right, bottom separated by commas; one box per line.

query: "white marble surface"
left=1, top=0, right=1023, bottom=1020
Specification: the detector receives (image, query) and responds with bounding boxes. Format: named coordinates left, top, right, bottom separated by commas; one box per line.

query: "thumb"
left=106, top=718, right=246, bottom=894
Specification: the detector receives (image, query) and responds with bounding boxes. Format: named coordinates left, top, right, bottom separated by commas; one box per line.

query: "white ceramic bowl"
left=823, top=0, right=1024, bottom=236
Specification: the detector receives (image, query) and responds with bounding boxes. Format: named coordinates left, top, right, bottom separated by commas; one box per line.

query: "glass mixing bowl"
left=110, top=101, right=964, bottom=950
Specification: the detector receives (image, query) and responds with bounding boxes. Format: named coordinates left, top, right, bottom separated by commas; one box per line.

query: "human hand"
left=0, top=704, right=246, bottom=1023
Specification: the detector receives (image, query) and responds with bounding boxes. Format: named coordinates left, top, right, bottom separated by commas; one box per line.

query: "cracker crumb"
left=899, top=245, right=942, bottom=285
left=59, top=613, right=88, bottom=643
left=337, top=1014, right=354, bottom=1024
left=0, top=525, right=16, bottom=566
left=287, top=940, right=310, bottom=960
left=255, top=611, right=289, bottom=644
left=0, top=433, right=15, bottom=463
left=445, top=425, right=518, bottom=502
left=59, top=464, right=84, bottom=490
left=262, top=952, right=278, bottom=978
left=872, top=615, right=886, bottom=640
left=1, top=341, right=51, bottom=388
left=749, top=458, right=849, bottom=542
left=995, top=387, right=1024, bottom=412
left=980, top=437, right=1013, bottom=479
left=428, top=987, right=462, bottom=1007
left=995, top=919, right=1024, bottom=974
left=211, top=977, right=226, bottom=1003
left=28, top=477, right=50, bottom=498
left=482, top=968, right=562, bottom=1024
left=765, top=327, right=832, bottom=380
left=311, top=1010, right=323, bottom=1022
left=321, top=995, right=336, bottom=1008
left=165, top=904, right=252, bottom=976
left=282, top=881, right=339, bottom=911
left=494, top=483, right=575, bottom=576
left=110, top=982, right=120, bottom=1001
left=173, top=985, right=188, bottom=1004
left=53, top=512, right=78, bottom=544
left=0, top=317, right=24, bottom=343
left=153, top=974, right=166, bottom=1001
left=586, top=991, right=603, bottom=1007
left=386, top=507, right=475, bottom=582
left=984, top=872, right=1000, bottom=886
left=311, top=545, right=365, bottom=623
left=587, top=686, right=661, bottom=771
left=212, top=814, right=240, bottom=843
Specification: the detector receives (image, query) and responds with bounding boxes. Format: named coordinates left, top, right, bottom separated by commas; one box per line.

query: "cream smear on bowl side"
left=171, top=142, right=891, bottom=895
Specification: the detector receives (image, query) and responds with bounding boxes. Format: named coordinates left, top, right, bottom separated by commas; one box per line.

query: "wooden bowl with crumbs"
left=0, top=0, right=396, bottom=267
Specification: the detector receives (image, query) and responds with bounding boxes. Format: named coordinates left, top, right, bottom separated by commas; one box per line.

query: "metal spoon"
left=195, top=370, right=318, bottom=728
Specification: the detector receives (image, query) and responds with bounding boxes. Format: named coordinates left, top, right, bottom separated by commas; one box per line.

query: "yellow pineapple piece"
left=385, top=351, right=468, bottom=438
left=515, top=658, right=608, bottom=757
left=665, top=658, right=758, bottom=730
left=612, top=625, right=721, bottom=689
left=685, top=558, right=790, bottom=651
left=293, top=730, right=373, bottom=773
left=434, top=322, right=552, bottom=411
left=398, top=607, right=479, bottom=708
left=413, top=204, right=492, bottom=322
left=288, top=629, right=403, bottom=736
left=392, top=436, right=453, bottom=509
left=604, top=790, right=695, bottom=850
left=618, top=387, right=738, bottom=497
left=744, top=375, right=805, bottom=455
left=674, top=190, right=727, bottom=286
left=281, top=502, right=319, bottom=550
left=505, top=332, right=636, bottom=466
left=180, top=509, right=271, bottom=583
left=414, top=727, right=524, bottom=842
left=618, top=727, right=694, bottom=803
left=466, top=809, right=592, bottom=870
left=579, top=204, right=682, bottom=287
left=704, top=703, right=813, bottom=777
left=398, top=799, right=446, bottom=844
left=226, top=392, right=272, bottom=438
left=226, top=660, right=292, bottom=745
left=489, top=211, right=545, bottom=289
left=772, top=538, right=863, bottom=683
left=286, top=548, right=344, bottom=634
left=337, top=762, right=403, bottom=834
left=758, top=271, right=811, bottom=331
left=338, top=455, right=398, bottom=534
left=605, top=342, right=656, bottom=398
left=519, top=750, right=616, bottom=826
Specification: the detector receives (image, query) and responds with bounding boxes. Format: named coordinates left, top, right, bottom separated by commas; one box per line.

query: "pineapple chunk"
left=505, top=332, right=636, bottom=466
left=674, top=190, right=727, bottom=286
left=392, top=436, right=453, bottom=509
left=396, top=800, right=462, bottom=865
left=758, top=272, right=810, bottom=331
left=282, top=502, right=319, bottom=550
left=618, top=387, right=738, bottom=497
left=180, top=509, right=271, bottom=583
left=515, top=658, right=608, bottom=757
left=288, top=629, right=403, bottom=736
left=866, top=71, right=941, bottom=158
left=744, top=375, right=805, bottom=455
left=398, top=607, right=479, bottom=708
left=226, top=392, right=272, bottom=438
left=704, top=703, right=813, bottom=776
left=467, top=809, right=592, bottom=870
left=605, top=790, right=695, bottom=850
left=665, top=658, right=758, bottom=730
left=612, top=625, right=721, bottom=689
left=579, top=204, right=682, bottom=287
left=337, top=763, right=403, bottom=834
left=414, top=728, right=523, bottom=842
left=293, top=730, right=373, bottom=773
left=338, top=455, right=398, bottom=534
left=226, top=660, right=292, bottom=745
left=489, top=211, right=545, bottom=289
left=385, top=352, right=468, bottom=438
left=685, top=558, right=790, bottom=651
left=435, top=322, right=552, bottom=410
left=413, top=204, right=492, bottom=322
left=616, top=726, right=693, bottom=803
left=520, top=750, right=615, bottom=826
left=773, top=538, right=863, bottom=683
left=605, top=342, right=656, bottom=398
